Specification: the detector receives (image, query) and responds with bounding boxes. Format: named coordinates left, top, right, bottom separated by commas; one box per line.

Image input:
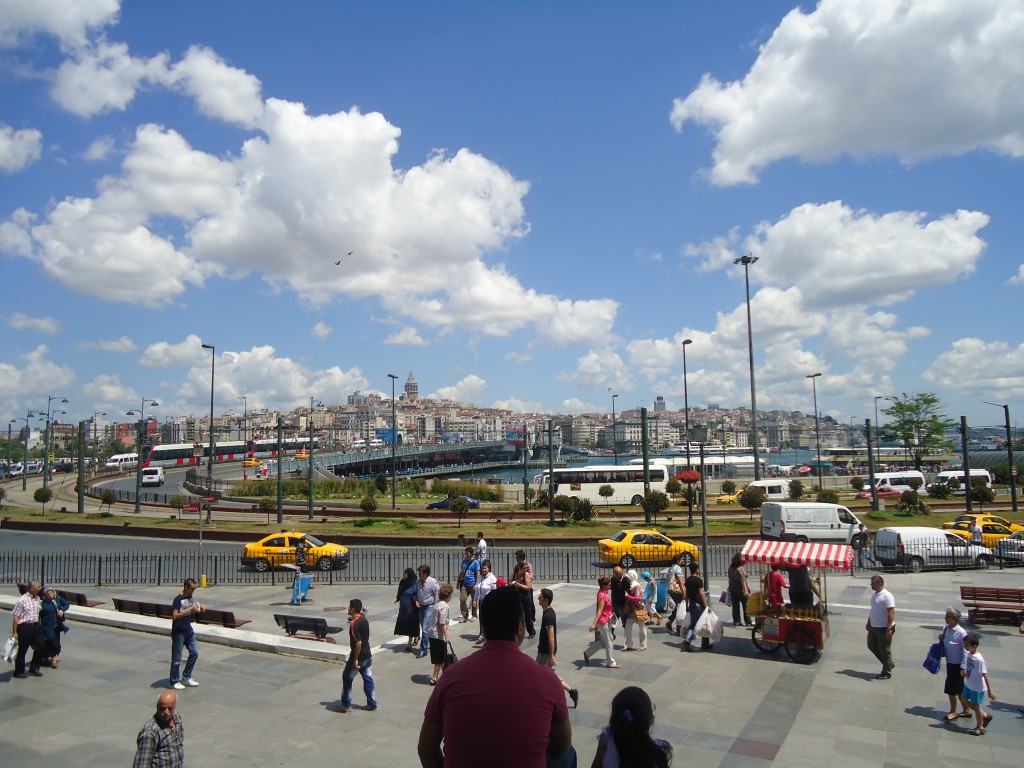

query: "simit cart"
left=741, top=539, right=853, bottom=664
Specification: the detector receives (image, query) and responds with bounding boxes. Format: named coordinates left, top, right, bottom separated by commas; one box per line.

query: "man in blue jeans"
left=335, top=598, right=376, bottom=713
left=169, top=578, right=203, bottom=690
left=415, top=564, right=440, bottom=658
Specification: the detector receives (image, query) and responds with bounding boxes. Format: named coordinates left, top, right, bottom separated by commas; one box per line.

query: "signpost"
left=183, top=502, right=200, bottom=514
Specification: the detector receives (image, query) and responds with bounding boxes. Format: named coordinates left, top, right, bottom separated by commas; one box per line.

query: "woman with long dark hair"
left=727, top=552, right=752, bottom=627
left=591, top=686, right=672, bottom=767
left=393, top=567, right=420, bottom=651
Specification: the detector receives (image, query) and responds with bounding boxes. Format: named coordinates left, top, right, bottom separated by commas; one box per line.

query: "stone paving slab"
left=0, top=568, right=1022, bottom=766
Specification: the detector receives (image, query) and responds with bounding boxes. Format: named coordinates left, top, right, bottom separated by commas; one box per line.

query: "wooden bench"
left=113, top=599, right=248, bottom=628
left=196, top=608, right=251, bottom=629
left=273, top=613, right=335, bottom=643
left=57, top=589, right=104, bottom=608
left=960, top=585, right=1024, bottom=626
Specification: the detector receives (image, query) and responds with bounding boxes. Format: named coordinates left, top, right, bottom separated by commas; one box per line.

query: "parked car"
left=242, top=457, right=262, bottom=467
left=995, top=531, right=1024, bottom=563
left=873, top=526, right=995, bottom=573
left=426, top=495, right=480, bottom=510
left=241, top=531, right=349, bottom=572
left=715, top=489, right=742, bottom=504
left=597, top=529, right=700, bottom=568
left=854, top=486, right=903, bottom=500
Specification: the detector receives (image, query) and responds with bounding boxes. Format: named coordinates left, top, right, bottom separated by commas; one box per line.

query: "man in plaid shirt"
left=11, top=579, right=44, bottom=678
left=133, top=691, right=185, bottom=768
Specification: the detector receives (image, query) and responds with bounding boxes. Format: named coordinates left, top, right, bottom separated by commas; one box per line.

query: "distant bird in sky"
left=335, top=251, right=353, bottom=265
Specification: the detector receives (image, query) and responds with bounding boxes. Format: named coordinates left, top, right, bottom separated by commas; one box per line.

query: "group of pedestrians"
left=10, top=580, right=71, bottom=678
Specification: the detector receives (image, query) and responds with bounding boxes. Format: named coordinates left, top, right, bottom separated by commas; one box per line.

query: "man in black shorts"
left=536, top=589, right=578, bottom=708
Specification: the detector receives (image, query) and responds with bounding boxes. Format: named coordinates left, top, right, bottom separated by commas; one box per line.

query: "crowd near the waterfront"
left=8, top=534, right=1022, bottom=768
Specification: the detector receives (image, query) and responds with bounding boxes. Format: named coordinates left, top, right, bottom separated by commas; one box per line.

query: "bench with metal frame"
left=273, top=613, right=334, bottom=643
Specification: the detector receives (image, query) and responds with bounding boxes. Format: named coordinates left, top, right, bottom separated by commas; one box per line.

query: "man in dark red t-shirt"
left=417, top=587, right=574, bottom=768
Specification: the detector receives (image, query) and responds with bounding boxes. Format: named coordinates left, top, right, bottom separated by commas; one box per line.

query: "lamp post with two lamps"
left=982, top=401, right=1018, bottom=512
left=127, top=398, right=159, bottom=514
left=734, top=254, right=761, bottom=480
left=388, top=373, right=399, bottom=510
left=92, top=412, right=106, bottom=475
left=15, top=410, right=36, bottom=491
left=308, top=397, right=324, bottom=520
left=43, top=395, right=68, bottom=489
left=807, top=373, right=823, bottom=491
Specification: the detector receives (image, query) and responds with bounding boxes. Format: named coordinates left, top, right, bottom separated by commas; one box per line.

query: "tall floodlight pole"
left=609, top=390, right=619, bottom=465
left=807, top=373, right=823, bottom=491
left=388, top=373, right=399, bottom=509
left=734, top=254, right=761, bottom=479
left=201, top=343, right=215, bottom=525
left=42, top=395, right=68, bottom=489
left=873, top=396, right=884, bottom=459
left=18, top=410, right=35, bottom=491
left=308, top=397, right=325, bottom=520
left=92, top=412, right=106, bottom=476
left=127, top=398, right=159, bottom=514
left=982, top=401, right=1017, bottom=512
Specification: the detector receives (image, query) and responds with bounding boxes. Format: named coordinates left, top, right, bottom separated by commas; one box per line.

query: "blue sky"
left=1, top=0, right=1022, bottom=432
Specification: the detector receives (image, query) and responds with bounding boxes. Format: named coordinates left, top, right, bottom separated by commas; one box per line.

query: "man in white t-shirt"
left=866, top=575, right=896, bottom=679
left=969, top=521, right=983, bottom=545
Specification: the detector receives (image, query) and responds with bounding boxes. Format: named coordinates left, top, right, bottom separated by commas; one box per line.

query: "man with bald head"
left=133, top=691, right=185, bottom=767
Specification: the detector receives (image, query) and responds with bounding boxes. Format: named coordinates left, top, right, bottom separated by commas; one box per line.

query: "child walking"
left=960, top=633, right=995, bottom=736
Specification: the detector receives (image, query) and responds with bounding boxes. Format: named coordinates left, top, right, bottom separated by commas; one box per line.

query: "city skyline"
left=2, top=2, right=1022, bottom=430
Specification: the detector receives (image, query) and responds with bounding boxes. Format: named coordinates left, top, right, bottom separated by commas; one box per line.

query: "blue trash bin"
left=656, top=580, right=668, bottom=613
left=291, top=573, right=313, bottom=605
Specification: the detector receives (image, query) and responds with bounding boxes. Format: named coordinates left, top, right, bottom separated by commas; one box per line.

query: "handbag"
left=923, top=641, right=943, bottom=674
left=633, top=607, right=649, bottom=624
left=443, top=642, right=458, bottom=670
left=2, top=636, right=17, bottom=663
left=719, top=589, right=732, bottom=607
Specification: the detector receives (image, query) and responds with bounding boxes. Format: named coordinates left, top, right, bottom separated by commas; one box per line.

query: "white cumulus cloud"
left=7, top=312, right=61, bottom=334
left=430, top=374, right=487, bottom=405
left=0, top=124, right=42, bottom=173
left=671, top=0, right=1024, bottom=185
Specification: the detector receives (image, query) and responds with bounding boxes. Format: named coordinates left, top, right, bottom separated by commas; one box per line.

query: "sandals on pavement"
left=968, top=728, right=985, bottom=736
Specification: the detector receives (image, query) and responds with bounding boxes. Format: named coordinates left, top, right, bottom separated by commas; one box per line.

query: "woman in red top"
left=583, top=576, right=618, bottom=668
left=765, top=564, right=788, bottom=608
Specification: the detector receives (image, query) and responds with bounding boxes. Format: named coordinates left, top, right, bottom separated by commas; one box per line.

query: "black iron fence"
left=0, top=544, right=768, bottom=589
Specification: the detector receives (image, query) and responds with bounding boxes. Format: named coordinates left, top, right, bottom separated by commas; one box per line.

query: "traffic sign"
left=202, top=496, right=218, bottom=504
left=183, top=502, right=200, bottom=513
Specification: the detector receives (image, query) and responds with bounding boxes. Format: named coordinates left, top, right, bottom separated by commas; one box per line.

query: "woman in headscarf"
left=622, top=570, right=648, bottom=652
left=393, top=567, right=420, bottom=651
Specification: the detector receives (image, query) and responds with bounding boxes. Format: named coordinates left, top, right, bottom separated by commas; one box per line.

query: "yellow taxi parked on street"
left=597, top=529, right=699, bottom=569
left=944, top=515, right=1023, bottom=550
left=941, top=513, right=1024, bottom=532
left=714, top=489, right=742, bottom=504
left=241, top=531, right=349, bottom=572
left=242, top=457, right=262, bottom=467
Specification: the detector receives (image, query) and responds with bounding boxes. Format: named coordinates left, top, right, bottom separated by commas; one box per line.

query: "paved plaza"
left=1, top=564, right=1022, bottom=766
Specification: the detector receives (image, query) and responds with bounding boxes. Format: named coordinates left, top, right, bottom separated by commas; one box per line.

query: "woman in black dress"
left=394, top=567, right=420, bottom=651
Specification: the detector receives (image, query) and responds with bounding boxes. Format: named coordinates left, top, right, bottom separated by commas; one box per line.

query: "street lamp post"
left=42, top=395, right=68, bottom=489
left=127, top=398, right=159, bottom=514
left=388, top=373, right=399, bottom=510
left=17, top=410, right=35, bottom=491
left=682, top=339, right=692, bottom=465
left=807, top=373, right=823, bottom=491
left=609, top=390, right=619, bottom=465
left=239, top=395, right=248, bottom=444
left=734, top=254, right=761, bottom=480
left=92, top=412, right=106, bottom=475
left=308, top=397, right=324, bottom=520
left=201, top=343, right=215, bottom=525
left=982, top=401, right=1017, bottom=512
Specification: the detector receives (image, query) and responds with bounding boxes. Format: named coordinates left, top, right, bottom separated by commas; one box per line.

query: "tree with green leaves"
left=598, top=485, right=614, bottom=506
left=449, top=495, right=470, bottom=525
left=787, top=479, right=805, bottom=501
left=641, top=490, right=670, bottom=524
left=359, top=495, right=378, bottom=515
left=33, top=486, right=53, bottom=513
left=880, top=393, right=954, bottom=471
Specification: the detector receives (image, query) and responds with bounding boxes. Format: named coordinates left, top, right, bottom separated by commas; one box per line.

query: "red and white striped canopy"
left=741, top=539, right=854, bottom=571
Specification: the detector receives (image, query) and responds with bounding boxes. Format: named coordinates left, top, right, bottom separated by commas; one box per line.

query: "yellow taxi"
left=597, top=529, right=700, bottom=569
left=714, top=489, right=742, bottom=504
left=241, top=531, right=349, bottom=572
left=242, top=457, right=262, bottom=467
left=944, top=515, right=1023, bottom=549
left=295, top=449, right=310, bottom=459
left=941, top=514, right=1024, bottom=532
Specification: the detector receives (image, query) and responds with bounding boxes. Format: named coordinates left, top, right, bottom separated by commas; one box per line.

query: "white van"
left=745, top=479, right=789, bottom=501
left=862, top=471, right=925, bottom=494
left=141, top=467, right=165, bottom=487
left=104, top=453, right=138, bottom=471
left=761, top=502, right=864, bottom=543
left=873, top=526, right=994, bottom=572
left=927, top=469, right=993, bottom=494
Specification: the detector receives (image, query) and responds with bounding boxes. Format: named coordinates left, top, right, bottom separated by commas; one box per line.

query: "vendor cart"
left=741, top=539, right=853, bottom=664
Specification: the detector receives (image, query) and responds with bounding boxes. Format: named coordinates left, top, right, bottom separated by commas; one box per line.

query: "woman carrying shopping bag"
left=682, top=563, right=712, bottom=652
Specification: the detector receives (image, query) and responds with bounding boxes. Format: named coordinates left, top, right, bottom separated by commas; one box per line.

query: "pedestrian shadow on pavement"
left=903, top=704, right=953, bottom=723
left=834, top=668, right=878, bottom=681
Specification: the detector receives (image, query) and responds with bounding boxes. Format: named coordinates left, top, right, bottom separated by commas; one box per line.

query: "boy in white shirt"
left=960, top=633, right=995, bottom=736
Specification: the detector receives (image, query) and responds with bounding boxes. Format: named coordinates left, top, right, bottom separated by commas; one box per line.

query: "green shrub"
left=926, top=483, right=954, bottom=500
left=788, top=479, right=805, bottom=500
left=641, top=490, right=670, bottom=520
left=739, top=487, right=766, bottom=512
left=816, top=487, right=839, bottom=504
left=359, top=495, right=379, bottom=515
left=850, top=476, right=864, bottom=492
left=398, top=517, right=420, bottom=529
left=894, top=490, right=930, bottom=515
left=721, top=480, right=737, bottom=495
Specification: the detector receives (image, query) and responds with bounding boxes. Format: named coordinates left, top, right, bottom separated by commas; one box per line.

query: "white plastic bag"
left=709, top=610, right=725, bottom=644
left=2, top=636, right=17, bottom=663
left=674, top=610, right=691, bottom=635
left=695, top=608, right=714, bottom=638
